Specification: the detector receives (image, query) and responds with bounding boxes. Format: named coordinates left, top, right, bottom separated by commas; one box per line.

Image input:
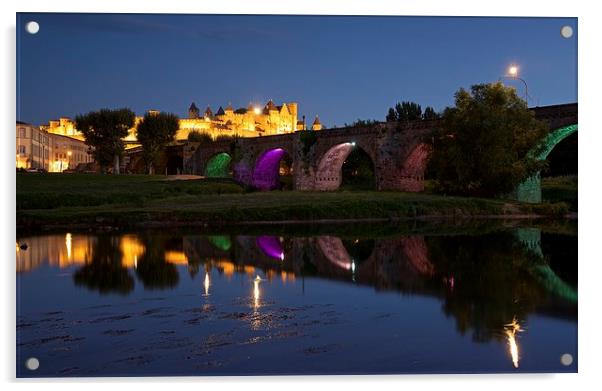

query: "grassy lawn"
left=16, top=173, right=571, bottom=229
left=542, top=175, right=577, bottom=211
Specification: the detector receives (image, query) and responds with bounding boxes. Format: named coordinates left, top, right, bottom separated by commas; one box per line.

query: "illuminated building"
left=16, top=121, right=49, bottom=170
left=16, top=234, right=95, bottom=272
left=41, top=100, right=321, bottom=143
left=16, top=121, right=93, bottom=172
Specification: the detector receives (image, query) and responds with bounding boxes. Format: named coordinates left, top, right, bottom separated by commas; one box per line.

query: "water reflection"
left=204, top=271, right=210, bottom=296
left=16, top=227, right=577, bottom=372
left=505, top=317, right=522, bottom=368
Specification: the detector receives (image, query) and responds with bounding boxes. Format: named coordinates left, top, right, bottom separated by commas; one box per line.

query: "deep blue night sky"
left=16, top=13, right=577, bottom=127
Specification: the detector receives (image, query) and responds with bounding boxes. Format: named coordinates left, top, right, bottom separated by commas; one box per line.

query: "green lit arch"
left=207, top=235, right=232, bottom=251
left=515, top=124, right=577, bottom=203
left=205, top=152, right=232, bottom=178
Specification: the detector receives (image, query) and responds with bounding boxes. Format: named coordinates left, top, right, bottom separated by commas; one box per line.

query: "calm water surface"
left=16, top=224, right=577, bottom=377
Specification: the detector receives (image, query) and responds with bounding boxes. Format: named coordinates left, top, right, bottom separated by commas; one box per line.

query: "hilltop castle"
left=41, top=100, right=322, bottom=143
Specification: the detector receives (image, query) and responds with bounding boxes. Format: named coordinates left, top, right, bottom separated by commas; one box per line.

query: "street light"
left=501, top=64, right=530, bottom=105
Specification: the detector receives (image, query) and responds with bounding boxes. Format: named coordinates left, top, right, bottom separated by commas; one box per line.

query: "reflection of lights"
left=65, top=233, right=72, bottom=259
left=505, top=318, right=522, bottom=368
left=164, top=250, right=188, bottom=265
left=253, top=275, right=261, bottom=308
left=120, top=235, right=145, bottom=268
left=351, top=261, right=356, bottom=273
left=204, top=272, right=210, bottom=296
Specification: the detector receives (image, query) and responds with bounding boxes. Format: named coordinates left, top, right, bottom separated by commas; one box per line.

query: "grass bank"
left=542, top=175, right=577, bottom=211
left=17, top=173, right=571, bottom=230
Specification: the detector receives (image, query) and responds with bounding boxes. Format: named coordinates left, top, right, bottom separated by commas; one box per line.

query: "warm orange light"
left=165, top=250, right=188, bottom=265
left=505, top=318, right=522, bottom=368
left=120, top=235, right=145, bottom=268
left=67, top=151, right=72, bottom=157
left=253, top=107, right=261, bottom=115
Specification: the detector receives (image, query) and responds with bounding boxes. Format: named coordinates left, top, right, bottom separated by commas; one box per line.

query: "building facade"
left=41, top=100, right=321, bottom=143
left=16, top=122, right=93, bottom=172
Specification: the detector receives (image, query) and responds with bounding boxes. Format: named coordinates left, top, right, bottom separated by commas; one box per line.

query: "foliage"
left=187, top=130, right=213, bottom=144
left=386, top=101, right=423, bottom=122
left=387, top=101, right=440, bottom=122
left=422, top=106, right=440, bottom=120
left=346, top=119, right=379, bottom=127
left=215, top=134, right=236, bottom=143
left=136, top=112, right=179, bottom=174
left=75, top=108, right=136, bottom=173
left=428, top=82, right=549, bottom=197
left=299, top=129, right=318, bottom=156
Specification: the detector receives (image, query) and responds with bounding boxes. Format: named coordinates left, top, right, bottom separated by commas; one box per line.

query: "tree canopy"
left=75, top=108, right=135, bottom=174
left=187, top=130, right=213, bottom=144
left=386, top=101, right=440, bottom=121
left=428, top=82, right=549, bottom=197
left=136, top=111, right=179, bottom=174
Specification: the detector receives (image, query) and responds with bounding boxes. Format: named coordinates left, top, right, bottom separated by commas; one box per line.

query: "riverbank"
left=17, top=173, right=573, bottom=230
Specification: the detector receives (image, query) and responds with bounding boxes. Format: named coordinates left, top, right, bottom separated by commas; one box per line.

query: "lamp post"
left=501, top=64, right=530, bottom=105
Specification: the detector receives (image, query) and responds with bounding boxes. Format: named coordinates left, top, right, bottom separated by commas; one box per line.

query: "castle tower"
left=204, top=106, right=213, bottom=119
left=188, top=102, right=200, bottom=119
left=287, top=102, right=298, bottom=130
left=225, top=103, right=234, bottom=115
left=312, top=116, right=322, bottom=131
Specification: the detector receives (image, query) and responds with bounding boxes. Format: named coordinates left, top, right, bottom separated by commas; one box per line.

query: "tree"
left=136, top=111, right=179, bottom=174
left=386, top=101, right=423, bottom=122
left=423, top=106, right=440, bottom=120
left=386, top=107, right=397, bottom=122
left=428, top=82, right=548, bottom=197
left=395, top=101, right=422, bottom=121
left=187, top=130, right=213, bottom=144
left=75, top=108, right=135, bottom=174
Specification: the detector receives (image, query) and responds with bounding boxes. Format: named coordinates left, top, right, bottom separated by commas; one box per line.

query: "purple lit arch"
left=252, top=148, right=290, bottom=190
left=256, top=236, right=285, bottom=261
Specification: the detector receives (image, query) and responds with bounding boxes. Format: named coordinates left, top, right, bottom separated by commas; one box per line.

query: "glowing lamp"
left=351, top=142, right=356, bottom=147
left=508, top=65, right=519, bottom=77
left=253, top=107, right=261, bottom=115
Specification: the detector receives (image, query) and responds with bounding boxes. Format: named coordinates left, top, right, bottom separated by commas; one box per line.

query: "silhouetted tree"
left=187, top=130, right=213, bottom=144
left=395, top=101, right=422, bottom=122
left=422, top=106, right=440, bottom=120
left=136, top=111, right=179, bottom=174
left=428, top=82, right=548, bottom=197
left=73, top=235, right=134, bottom=295
left=75, top=108, right=135, bottom=174
left=386, top=107, right=397, bottom=122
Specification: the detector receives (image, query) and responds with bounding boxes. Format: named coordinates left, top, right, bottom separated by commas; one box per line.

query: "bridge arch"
left=398, top=143, right=432, bottom=192
left=251, top=148, right=292, bottom=190
left=515, top=124, right=578, bottom=203
left=315, top=142, right=376, bottom=191
left=205, top=152, right=232, bottom=177
left=317, top=236, right=353, bottom=270
left=256, top=236, right=285, bottom=261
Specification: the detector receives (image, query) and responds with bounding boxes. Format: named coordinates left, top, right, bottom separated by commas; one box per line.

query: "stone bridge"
left=183, top=103, right=577, bottom=198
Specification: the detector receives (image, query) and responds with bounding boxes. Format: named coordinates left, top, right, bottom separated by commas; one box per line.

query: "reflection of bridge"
left=182, top=229, right=576, bottom=305
left=183, top=103, right=577, bottom=202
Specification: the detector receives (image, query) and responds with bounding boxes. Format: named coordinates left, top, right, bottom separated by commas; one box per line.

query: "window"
left=18, top=145, right=26, bottom=154
left=18, top=128, right=26, bottom=138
